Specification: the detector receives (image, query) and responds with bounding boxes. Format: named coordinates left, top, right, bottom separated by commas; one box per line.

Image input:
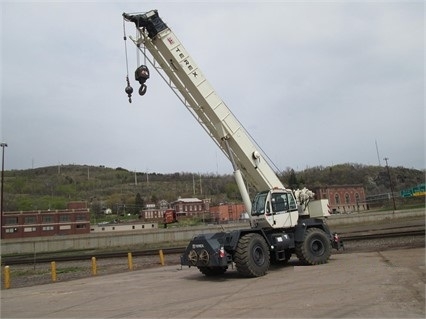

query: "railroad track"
left=2, top=227, right=424, bottom=266
left=1, top=247, right=185, bottom=266
left=339, top=224, right=425, bottom=241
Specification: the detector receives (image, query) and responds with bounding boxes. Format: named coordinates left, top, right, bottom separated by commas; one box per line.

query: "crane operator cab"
left=251, top=189, right=299, bottom=229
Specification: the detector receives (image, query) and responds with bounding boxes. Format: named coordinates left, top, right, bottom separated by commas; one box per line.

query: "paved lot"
left=1, top=247, right=424, bottom=318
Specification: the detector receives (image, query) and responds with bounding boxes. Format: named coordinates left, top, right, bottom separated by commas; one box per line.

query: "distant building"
left=158, top=200, right=169, bottom=209
left=67, top=201, right=88, bottom=210
left=210, top=203, right=246, bottom=222
left=140, top=208, right=164, bottom=220
left=311, top=184, right=367, bottom=214
left=138, top=197, right=211, bottom=221
left=139, top=201, right=169, bottom=221
left=171, top=197, right=210, bottom=218
left=91, top=221, right=157, bottom=233
left=1, top=207, right=90, bottom=239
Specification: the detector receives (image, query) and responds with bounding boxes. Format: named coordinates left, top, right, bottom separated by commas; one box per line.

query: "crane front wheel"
left=234, top=233, right=270, bottom=277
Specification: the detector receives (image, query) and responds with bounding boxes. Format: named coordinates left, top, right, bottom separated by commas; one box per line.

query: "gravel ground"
left=2, top=235, right=424, bottom=290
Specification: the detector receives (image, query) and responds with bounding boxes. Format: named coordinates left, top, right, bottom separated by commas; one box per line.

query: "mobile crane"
left=123, top=10, right=342, bottom=277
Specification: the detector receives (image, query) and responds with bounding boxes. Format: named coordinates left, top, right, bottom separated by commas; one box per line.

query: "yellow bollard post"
left=4, top=266, right=10, bottom=289
left=51, top=261, right=57, bottom=282
left=91, top=257, right=97, bottom=276
left=128, top=252, right=133, bottom=271
left=159, top=249, right=165, bottom=266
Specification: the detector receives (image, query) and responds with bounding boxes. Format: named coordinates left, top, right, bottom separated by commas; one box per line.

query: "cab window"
left=271, top=193, right=289, bottom=213
left=252, top=192, right=267, bottom=215
left=288, top=193, right=297, bottom=210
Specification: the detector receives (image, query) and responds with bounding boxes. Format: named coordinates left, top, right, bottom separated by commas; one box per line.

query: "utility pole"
left=375, top=140, right=381, bottom=166
left=192, top=174, right=195, bottom=195
left=1, top=142, right=8, bottom=240
left=383, top=157, right=397, bottom=212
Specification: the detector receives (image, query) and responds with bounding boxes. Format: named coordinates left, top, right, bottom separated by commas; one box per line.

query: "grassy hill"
left=2, top=163, right=424, bottom=213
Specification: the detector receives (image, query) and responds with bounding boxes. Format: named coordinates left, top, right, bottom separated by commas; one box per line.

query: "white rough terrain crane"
left=123, top=10, right=342, bottom=277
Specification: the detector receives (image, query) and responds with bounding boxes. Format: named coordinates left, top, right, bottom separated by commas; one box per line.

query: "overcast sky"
left=1, top=1, right=424, bottom=175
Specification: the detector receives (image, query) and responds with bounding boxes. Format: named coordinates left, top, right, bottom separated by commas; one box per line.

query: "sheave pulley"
left=135, top=65, right=150, bottom=96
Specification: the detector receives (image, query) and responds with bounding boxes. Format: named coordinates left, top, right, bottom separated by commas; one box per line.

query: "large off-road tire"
left=295, top=227, right=331, bottom=265
left=197, top=266, right=228, bottom=276
left=234, top=233, right=270, bottom=277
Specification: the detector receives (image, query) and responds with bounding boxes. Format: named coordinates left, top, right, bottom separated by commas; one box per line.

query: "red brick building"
left=209, top=203, right=246, bottom=222
left=1, top=208, right=90, bottom=239
left=171, top=197, right=210, bottom=217
left=139, top=198, right=211, bottom=222
left=311, top=185, right=367, bottom=214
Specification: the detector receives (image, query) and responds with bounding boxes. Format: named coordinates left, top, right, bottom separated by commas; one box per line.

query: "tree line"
left=2, top=163, right=424, bottom=213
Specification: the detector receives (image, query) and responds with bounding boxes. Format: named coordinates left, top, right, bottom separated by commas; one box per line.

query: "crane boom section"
left=124, top=11, right=284, bottom=192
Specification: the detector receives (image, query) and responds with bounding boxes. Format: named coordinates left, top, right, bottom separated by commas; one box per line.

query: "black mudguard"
left=180, top=232, right=231, bottom=267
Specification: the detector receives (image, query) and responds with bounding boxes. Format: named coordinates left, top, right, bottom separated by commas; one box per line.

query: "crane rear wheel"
left=295, top=227, right=331, bottom=265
